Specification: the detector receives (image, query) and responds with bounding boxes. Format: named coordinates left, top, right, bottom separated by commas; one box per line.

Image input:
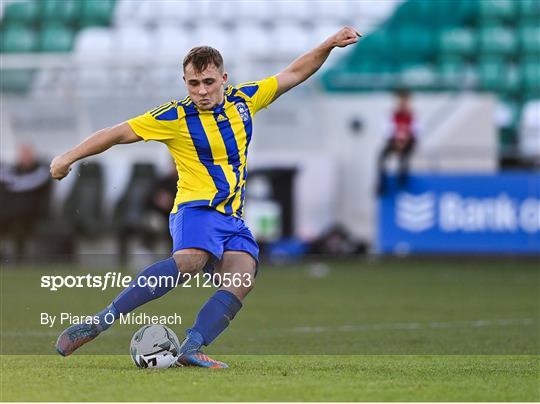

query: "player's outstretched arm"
left=50, top=122, right=141, bottom=180
left=274, top=26, right=361, bottom=100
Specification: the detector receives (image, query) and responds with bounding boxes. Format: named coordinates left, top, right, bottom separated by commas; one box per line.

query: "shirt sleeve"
left=237, top=76, right=278, bottom=114
left=126, top=102, right=179, bottom=143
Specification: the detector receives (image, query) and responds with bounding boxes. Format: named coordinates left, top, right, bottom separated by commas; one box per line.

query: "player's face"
left=183, top=63, right=228, bottom=111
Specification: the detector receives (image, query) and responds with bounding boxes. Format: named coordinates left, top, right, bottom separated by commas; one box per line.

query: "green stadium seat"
left=477, top=0, right=516, bottom=22
left=395, top=26, right=436, bottom=62
left=321, top=0, right=533, bottom=97
left=346, top=59, right=376, bottom=73
left=1, top=25, right=38, bottom=53
left=362, top=29, right=393, bottom=56
left=39, top=24, right=75, bottom=52
left=438, top=0, right=478, bottom=26
left=392, top=0, right=474, bottom=27
left=348, top=29, right=394, bottom=66
left=517, top=0, right=540, bottom=20
left=39, top=0, right=80, bottom=24
left=398, top=64, right=437, bottom=89
left=78, top=0, right=115, bottom=27
left=2, top=0, right=39, bottom=24
left=477, top=58, right=519, bottom=93
left=439, top=28, right=476, bottom=58
left=348, top=60, right=393, bottom=74
left=391, top=0, right=435, bottom=26
left=437, top=56, right=468, bottom=87
left=519, top=25, right=540, bottom=56
left=433, top=0, right=462, bottom=27
left=520, top=58, right=540, bottom=97
left=499, top=126, right=517, bottom=155
left=478, top=25, right=517, bottom=57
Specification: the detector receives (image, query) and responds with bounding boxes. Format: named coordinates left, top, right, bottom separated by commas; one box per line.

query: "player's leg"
left=187, top=251, right=256, bottom=341
left=107, top=249, right=208, bottom=317
left=397, top=138, right=416, bottom=187
left=376, top=140, right=394, bottom=195
left=56, top=206, right=224, bottom=356
left=177, top=218, right=258, bottom=368
left=56, top=248, right=210, bottom=356
left=177, top=251, right=256, bottom=368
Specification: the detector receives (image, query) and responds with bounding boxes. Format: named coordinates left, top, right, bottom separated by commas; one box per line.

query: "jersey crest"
left=235, top=102, right=250, bottom=122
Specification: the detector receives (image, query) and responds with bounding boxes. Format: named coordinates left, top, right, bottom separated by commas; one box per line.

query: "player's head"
left=183, top=46, right=228, bottom=111
left=16, top=143, right=37, bottom=169
left=395, top=88, right=411, bottom=110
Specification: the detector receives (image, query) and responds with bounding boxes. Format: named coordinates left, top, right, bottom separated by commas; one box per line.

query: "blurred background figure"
left=0, top=144, right=51, bottom=262
left=145, top=161, right=177, bottom=224
left=114, top=161, right=177, bottom=266
left=140, top=160, right=178, bottom=251
left=376, top=89, right=418, bottom=195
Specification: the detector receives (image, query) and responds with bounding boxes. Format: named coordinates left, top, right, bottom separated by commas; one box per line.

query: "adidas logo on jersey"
left=217, top=114, right=228, bottom=122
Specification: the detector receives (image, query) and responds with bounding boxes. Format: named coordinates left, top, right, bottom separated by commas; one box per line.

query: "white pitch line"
left=0, top=318, right=536, bottom=338
left=291, top=318, right=536, bottom=334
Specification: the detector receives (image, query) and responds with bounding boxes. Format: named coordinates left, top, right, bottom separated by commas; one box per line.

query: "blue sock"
left=189, top=290, right=243, bottom=346
left=96, top=257, right=180, bottom=329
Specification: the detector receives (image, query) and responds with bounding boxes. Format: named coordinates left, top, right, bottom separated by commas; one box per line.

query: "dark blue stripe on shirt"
left=227, top=89, right=253, bottom=217
left=181, top=105, right=230, bottom=207
left=214, top=112, right=241, bottom=215
left=155, top=106, right=178, bottom=121
left=238, top=84, right=259, bottom=98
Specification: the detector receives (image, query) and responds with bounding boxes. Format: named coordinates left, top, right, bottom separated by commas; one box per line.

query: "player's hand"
left=330, top=26, right=362, bottom=48
left=50, top=155, right=72, bottom=180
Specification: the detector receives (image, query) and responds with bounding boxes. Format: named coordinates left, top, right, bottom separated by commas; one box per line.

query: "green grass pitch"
left=1, top=258, right=539, bottom=401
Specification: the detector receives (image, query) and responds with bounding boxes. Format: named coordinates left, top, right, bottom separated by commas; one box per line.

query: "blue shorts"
left=169, top=205, right=259, bottom=264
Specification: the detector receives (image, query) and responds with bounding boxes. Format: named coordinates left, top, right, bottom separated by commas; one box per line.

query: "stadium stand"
left=273, top=22, right=312, bottom=57
left=1, top=0, right=532, bottom=161
left=2, top=0, right=535, bottom=258
left=74, top=26, right=114, bottom=58
left=322, top=0, right=540, bottom=165
left=0, top=0, right=116, bottom=92
left=0, top=0, right=393, bottom=95
left=0, top=0, right=392, bottom=71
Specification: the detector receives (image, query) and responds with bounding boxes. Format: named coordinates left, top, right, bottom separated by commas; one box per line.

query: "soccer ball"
left=130, top=325, right=181, bottom=369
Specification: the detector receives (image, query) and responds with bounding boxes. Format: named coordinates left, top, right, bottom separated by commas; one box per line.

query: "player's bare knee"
left=172, top=249, right=210, bottom=274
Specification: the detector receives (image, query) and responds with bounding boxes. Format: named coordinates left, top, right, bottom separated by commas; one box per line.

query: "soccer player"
left=51, top=27, right=360, bottom=368
left=376, top=89, right=418, bottom=195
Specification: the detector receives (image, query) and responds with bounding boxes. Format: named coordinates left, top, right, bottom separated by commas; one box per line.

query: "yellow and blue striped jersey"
left=127, top=76, right=278, bottom=218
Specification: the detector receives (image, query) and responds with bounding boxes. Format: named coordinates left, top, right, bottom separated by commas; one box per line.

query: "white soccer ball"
left=130, top=325, right=181, bottom=369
